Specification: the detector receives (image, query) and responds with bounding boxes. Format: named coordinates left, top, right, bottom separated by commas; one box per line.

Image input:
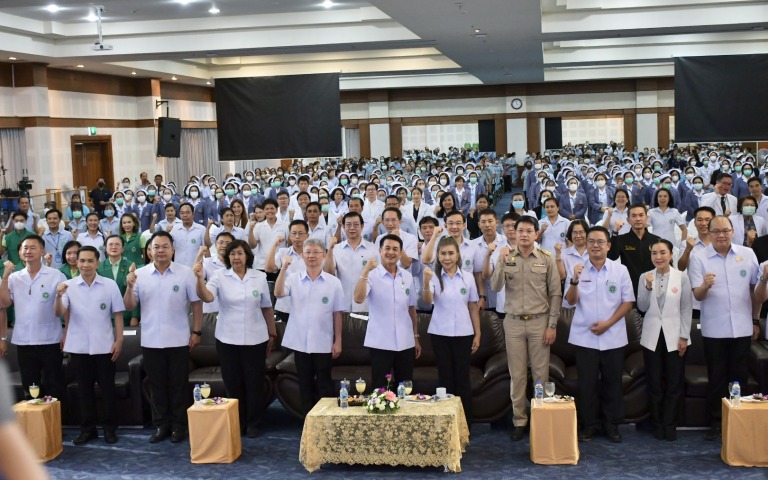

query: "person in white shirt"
left=538, top=198, right=569, bottom=254
left=375, top=207, right=418, bottom=270
left=198, top=231, right=234, bottom=314
left=362, top=182, right=385, bottom=226
left=636, top=239, right=692, bottom=442
left=77, top=213, right=106, bottom=257
left=54, top=246, right=125, bottom=446
left=354, top=234, right=422, bottom=389
left=0, top=235, right=67, bottom=402
left=248, top=198, right=288, bottom=278
left=565, top=226, right=634, bottom=443
left=647, top=187, right=687, bottom=245
left=194, top=239, right=276, bottom=438
left=123, top=231, right=202, bottom=444
left=700, top=173, right=737, bottom=216
left=422, top=236, right=481, bottom=424
left=266, top=220, right=308, bottom=322
left=42, top=209, right=73, bottom=270
left=275, top=238, right=345, bottom=414
left=206, top=208, right=246, bottom=247
left=169, top=203, right=207, bottom=267
left=304, top=202, right=332, bottom=248
left=323, top=212, right=379, bottom=313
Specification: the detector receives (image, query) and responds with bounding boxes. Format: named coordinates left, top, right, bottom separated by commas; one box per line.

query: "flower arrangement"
left=366, top=374, right=400, bottom=414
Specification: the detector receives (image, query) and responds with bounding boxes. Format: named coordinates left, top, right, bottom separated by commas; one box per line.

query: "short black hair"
left=45, top=208, right=62, bottom=219
left=587, top=225, right=611, bottom=241
left=105, top=234, right=124, bottom=247
left=379, top=233, right=403, bottom=250
left=21, top=234, right=45, bottom=249
left=262, top=198, right=278, bottom=209
left=501, top=212, right=521, bottom=224
left=514, top=215, right=539, bottom=231
left=478, top=208, right=497, bottom=220
left=382, top=207, right=402, bottom=220
left=223, top=240, right=254, bottom=269
left=289, top=219, right=309, bottom=233
left=149, top=230, right=174, bottom=247
left=77, top=245, right=100, bottom=261
left=694, top=206, right=716, bottom=219
left=62, top=240, right=82, bottom=258
left=215, top=231, right=236, bottom=243
left=566, top=219, right=589, bottom=242
left=343, top=211, right=364, bottom=226
left=12, top=210, right=27, bottom=220
left=419, top=216, right=439, bottom=227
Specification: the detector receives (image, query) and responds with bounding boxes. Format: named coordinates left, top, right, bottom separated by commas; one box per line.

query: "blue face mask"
left=104, top=210, right=115, bottom=217
left=512, top=200, right=525, bottom=210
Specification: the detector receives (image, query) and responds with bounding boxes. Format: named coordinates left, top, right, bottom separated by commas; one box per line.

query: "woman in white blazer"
left=403, top=187, right=434, bottom=227
left=636, top=238, right=692, bottom=442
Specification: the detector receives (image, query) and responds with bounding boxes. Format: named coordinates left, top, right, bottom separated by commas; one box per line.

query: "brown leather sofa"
left=274, top=311, right=512, bottom=422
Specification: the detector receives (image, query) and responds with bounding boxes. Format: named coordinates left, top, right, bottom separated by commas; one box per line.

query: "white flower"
left=377, top=404, right=385, bottom=411
left=389, top=402, right=395, bottom=408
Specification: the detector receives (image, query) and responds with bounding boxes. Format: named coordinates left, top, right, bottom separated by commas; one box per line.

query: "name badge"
left=625, top=245, right=636, bottom=251
left=533, top=262, right=546, bottom=267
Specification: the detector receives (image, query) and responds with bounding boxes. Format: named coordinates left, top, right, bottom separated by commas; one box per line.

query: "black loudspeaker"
left=157, top=117, right=182, bottom=157
left=478, top=119, right=496, bottom=152
left=544, top=117, right=562, bottom=150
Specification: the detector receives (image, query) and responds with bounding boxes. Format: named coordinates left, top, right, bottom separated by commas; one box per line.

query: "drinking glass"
left=544, top=382, right=556, bottom=399
left=355, top=378, right=366, bottom=395
left=403, top=380, right=413, bottom=395
left=29, top=384, right=40, bottom=399
left=201, top=383, right=211, bottom=399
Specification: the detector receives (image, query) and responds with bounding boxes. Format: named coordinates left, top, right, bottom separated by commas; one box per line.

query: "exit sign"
left=87, top=126, right=97, bottom=136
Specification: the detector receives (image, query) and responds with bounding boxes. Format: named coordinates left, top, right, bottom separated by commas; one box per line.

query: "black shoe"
left=246, top=426, right=260, bottom=438
left=578, top=427, right=596, bottom=442
left=664, top=427, right=677, bottom=442
left=605, top=424, right=622, bottom=443
left=73, top=430, right=98, bottom=446
left=171, top=429, right=187, bottom=443
left=510, top=426, right=526, bottom=442
left=104, top=430, right=118, bottom=444
left=149, top=427, right=171, bottom=443
left=653, top=425, right=665, bottom=440
left=704, top=426, right=721, bottom=441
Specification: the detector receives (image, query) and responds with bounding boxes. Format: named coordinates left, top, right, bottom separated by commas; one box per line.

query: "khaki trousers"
left=503, top=314, right=550, bottom=427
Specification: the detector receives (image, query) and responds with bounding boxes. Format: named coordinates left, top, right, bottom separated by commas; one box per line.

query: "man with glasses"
left=324, top=212, right=379, bottom=313
left=608, top=204, right=659, bottom=302
left=490, top=216, right=561, bottom=442
left=701, top=173, right=737, bottom=217
left=266, top=220, right=308, bottom=323
left=565, top=226, right=634, bottom=443
left=376, top=208, right=418, bottom=269
left=688, top=215, right=760, bottom=441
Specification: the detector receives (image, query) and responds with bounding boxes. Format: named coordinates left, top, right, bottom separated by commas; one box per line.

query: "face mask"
left=242, top=190, right=251, bottom=197
left=378, top=195, right=386, bottom=202
left=534, top=164, right=542, bottom=170
left=653, top=166, right=661, bottom=172
left=340, top=179, right=348, bottom=186
left=685, top=174, right=694, bottom=181
left=671, top=175, right=679, bottom=182
left=456, top=170, right=464, bottom=175
left=289, top=180, right=296, bottom=186
left=512, top=200, right=525, bottom=210
left=123, top=182, right=130, bottom=189
left=386, top=180, right=393, bottom=186
left=643, top=173, right=652, bottom=180
left=595, top=180, right=606, bottom=188
left=322, top=176, right=328, bottom=182
left=693, top=183, right=703, bottom=191
left=662, top=183, right=671, bottom=190
left=351, top=178, right=358, bottom=185
left=469, top=177, right=477, bottom=184
left=246, top=175, right=254, bottom=181
left=13, top=221, right=25, bottom=231
left=163, top=194, right=172, bottom=202
left=104, top=209, right=115, bottom=217
left=653, top=178, right=661, bottom=185
left=125, top=194, right=133, bottom=201
left=703, top=160, right=710, bottom=166
left=690, top=161, right=697, bottom=167
left=147, top=190, right=156, bottom=197
left=190, top=191, right=199, bottom=199
left=546, top=186, right=556, bottom=192
left=321, top=204, right=330, bottom=213
left=735, top=166, right=742, bottom=173
left=744, top=170, right=753, bottom=177
left=215, top=192, right=223, bottom=200
left=137, top=196, right=146, bottom=203
left=98, top=181, right=105, bottom=188
left=440, top=179, right=448, bottom=186
left=73, top=211, right=83, bottom=219
left=115, top=198, right=124, bottom=206
left=742, top=206, right=757, bottom=216
left=352, top=193, right=362, bottom=199
left=431, top=169, right=438, bottom=175
left=251, top=189, right=258, bottom=196
left=271, top=181, right=281, bottom=188
left=722, top=167, right=730, bottom=173
left=568, top=184, right=578, bottom=192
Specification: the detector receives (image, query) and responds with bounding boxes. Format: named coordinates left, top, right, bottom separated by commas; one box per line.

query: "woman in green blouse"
left=120, top=213, right=143, bottom=267
left=58, top=240, right=81, bottom=279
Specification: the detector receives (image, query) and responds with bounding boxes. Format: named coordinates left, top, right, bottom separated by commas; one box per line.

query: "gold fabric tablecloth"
left=13, top=401, right=63, bottom=462
left=530, top=400, right=579, bottom=465
left=721, top=398, right=768, bottom=467
left=299, top=397, right=469, bottom=473
left=187, top=399, right=242, bottom=464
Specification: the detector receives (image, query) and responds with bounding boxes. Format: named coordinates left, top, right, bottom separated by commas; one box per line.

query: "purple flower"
left=377, top=387, right=386, bottom=393
left=385, top=373, right=392, bottom=380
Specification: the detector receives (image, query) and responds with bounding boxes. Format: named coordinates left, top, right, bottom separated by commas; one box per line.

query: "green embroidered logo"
left=740, top=269, right=747, bottom=278
left=100, top=303, right=106, bottom=310
left=42, top=292, right=50, bottom=300
left=362, top=259, right=367, bottom=266
left=460, top=287, right=467, bottom=295
left=252, top=290, right=259, bottom=297
left=322, top=297, right=329, bottom=304
left=173, top=285, right=180, bottom=292
left=465, top=259, right=470, bottom=266
left=191, top=239, right=197, bottom=244
left=608, top=285, right=617, bottom=293
left=405, top=288, right=410, bottom=295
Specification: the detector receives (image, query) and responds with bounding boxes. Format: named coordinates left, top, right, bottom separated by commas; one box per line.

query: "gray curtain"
left=165, top=129, right=228, bottom=184
left=0, top=128, right=28, bottom=190
left=345, top=128, right=360, bottom=159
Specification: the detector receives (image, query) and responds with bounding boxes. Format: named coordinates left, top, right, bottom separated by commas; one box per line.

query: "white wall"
left=369, top=123, right=390, bottom=158
left=636, top=114, right=658, bottom=151
left=506, top=118, right=527, bottom=157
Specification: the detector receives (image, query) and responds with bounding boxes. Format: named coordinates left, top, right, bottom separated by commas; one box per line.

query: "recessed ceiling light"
left=131, top=71, right=137, bottom=75
left=76, top=64, right=85, bottom=68
left=171, top=76, right=178, bottom=81
left=45, top=4, right=60, bottom=13
left=474, top=28, right=480, bottom=33
left=209, top=6, right=220, bottom=14
left=177, top=0, right=191, bottom=4
left=86, top=12, right=98, bottom=21
left=321, top=0, right=334, bottom=8
left=8, top=57, right=16, bottom=60
left=206, top=81, right=211, bottom=85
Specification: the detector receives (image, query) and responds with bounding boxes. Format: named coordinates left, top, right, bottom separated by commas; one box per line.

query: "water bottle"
left=193, top=384, right=202, bottom=408
left=397, top=382, right=406, bottom=401
left=534, top=380, right=544, bottom=407
left=339, top=381, right=349, bottom=409
left=731, top=381, right=741, bottom=408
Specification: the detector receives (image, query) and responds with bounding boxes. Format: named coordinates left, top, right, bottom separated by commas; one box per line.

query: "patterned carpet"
left=43, top=399, right=766, bottom=480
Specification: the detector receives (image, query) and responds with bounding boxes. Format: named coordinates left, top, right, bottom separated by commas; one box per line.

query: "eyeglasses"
left=446, top=221, right=464, bottom=227
left=586, top=239, right=608, bottom=246
left=290, top=231, right=308, bottom=237
left=344, top=223, right=361, bottom=228
left=708, top=228, right=733, bottom=236
left=572, top=231, right=586, bottom=236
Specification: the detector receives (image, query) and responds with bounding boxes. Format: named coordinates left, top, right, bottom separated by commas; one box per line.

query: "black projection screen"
left=215, top=73, right=342, bottom=160
left=674, top=55, right=768, bottom=142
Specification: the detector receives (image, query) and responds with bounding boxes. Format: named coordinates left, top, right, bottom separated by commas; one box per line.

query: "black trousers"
left=643, top=331, right=685, bottom=430
left=369, top=347, right=415, bottom=391
left=294, top=351, right=333, bottom=415
left=216, top=340, right=266, bottom=430
left=275, top=311, right=290, bottom=323
left=142, top=346, right=189, bottom=431
left=431, top=334, right=474, bottom=424
left=71, top=353, right=117, bottom=433
left=17, top=343, right=64, bottom=401
left=574, top=345, right=625, bottom=428
left=702, top=336, right=751, bottom=423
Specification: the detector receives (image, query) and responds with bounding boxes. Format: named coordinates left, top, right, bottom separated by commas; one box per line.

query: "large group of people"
left=0, top=141, right=766, bottom=450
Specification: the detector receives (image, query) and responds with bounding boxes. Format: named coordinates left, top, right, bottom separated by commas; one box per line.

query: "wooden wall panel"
left=0, top=63, right=12, bottom=87
left=160, top=81, right=215, bottom=102
left=359, top=120, right=371, bottom=158
left=623, top=114, right=637, bottom=150
left=47, top=68, right=148, bottom=96
left=527, top=117, right=540, bottom=154
left=389, top=118, right=402, bottom=158
left=494, top=114, right=507, bottom=154
left=657, top=113, right=670, bottom=147
left=14, top=63, right=48, bottom=87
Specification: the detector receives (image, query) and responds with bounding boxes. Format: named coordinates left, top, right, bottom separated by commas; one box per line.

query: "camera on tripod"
left=17, top=176, right=33, bottom=194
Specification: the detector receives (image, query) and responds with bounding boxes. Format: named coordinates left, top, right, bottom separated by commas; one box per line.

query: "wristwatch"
left=479, top=295, right=487, bottom=300
left=548, top=323, right=557, bottom=329
left=569, top=279, right=579, bottom=286
left=191, top=330, right=202, bottom=337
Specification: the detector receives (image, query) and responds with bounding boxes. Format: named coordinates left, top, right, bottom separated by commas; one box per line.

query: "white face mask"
left=163, top=194, right=172, bottom=202
left=13, top=221, right=25, bottom=231
left=440, top=179, right=448, bottom=186
left=595, top=180, right=606, bottom=188
left=289, top=180, right=296, bottom=186
left=190, top=191, right=199, bottom=199
left=245, top=176, right=253, bottom=182
left=242, top=190, right=251, bottom=197
left=546, top=186, right=556, bottom=192
left=568, top=184, right=578, bottom=192
left=125, top=194, right=133, bottom=201
left=685, top=173, right=694, bottom=181
left=137, top=196, right=146, bottom=203
left=643, top=173, right=652, bottom=180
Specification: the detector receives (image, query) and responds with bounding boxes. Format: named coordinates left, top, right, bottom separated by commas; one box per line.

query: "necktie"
left=720, top=196, right=727, bottom=215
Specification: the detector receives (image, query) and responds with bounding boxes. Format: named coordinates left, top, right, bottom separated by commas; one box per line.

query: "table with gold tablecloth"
left=299, top=397, right=469, bottom=473
left=13, top=401, right=63, bottom=462
left=530, top=400, right=579, bottom=465
left=187, top=399, right=241, bottom=464
left=721, top=398, right=768, bottom=467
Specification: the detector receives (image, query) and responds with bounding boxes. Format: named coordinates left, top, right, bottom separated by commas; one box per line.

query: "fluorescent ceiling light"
left=86, top=12, right=98, bottom=21
left=209, top=6, right=220, bottom=14
left=171, top=76, right=178, bottom=80
left=321, top=0, right=334, bottom=8
left=45, top=4, right=60, bottom=13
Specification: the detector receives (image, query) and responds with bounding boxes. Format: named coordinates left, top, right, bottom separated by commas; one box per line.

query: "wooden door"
left=71, top=136, right=114, bottom=191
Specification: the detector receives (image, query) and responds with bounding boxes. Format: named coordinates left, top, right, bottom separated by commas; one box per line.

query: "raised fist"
left=282, top=256, right=293, bottom=267
left=274, top=236, right=285, bottom=246
left=56, top=283, right=68, bottom=297
left=423, top=267, right=433, bottom=282
left=645, top=272, right=654, bottom=289
left=573, top=263, right=584, bottom=282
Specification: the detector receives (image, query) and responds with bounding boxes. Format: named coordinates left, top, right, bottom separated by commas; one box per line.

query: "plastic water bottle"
left=339, top=382, right=349, bottom=409
left=193, top=384, right=202, bottom=408
left=731, top=381, right=741, bottom=408
left=397, top=382, right=406, bottom=401
left=534, top=381, right=544, bottom=407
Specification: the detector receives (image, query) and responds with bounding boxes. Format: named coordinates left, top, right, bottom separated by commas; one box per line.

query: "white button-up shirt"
left=330, top=239, right=379, bottom=312
left=77, top=231, right=106, bottom=256
left=274, top=247, right=305, bottom=313
left=170, top=223, right=207, bottom=267
left=62, top=274, right=125, bottom=355
left=426, top=269, right=479, bottom=337
left=489, top=237, right=510, bottom=314
left=364, top=264, right=418, bottom=351
left=566, top=259, right=635, bottom=350
left=688, top=243, right=758, bottom=338
left=43, top=230, right=73, bottom=270
left=281, top=271, right=346, bottom=353
left=378, top=230, right=419, bottom=267
left=133, top=262, right=199, bottom=348
left=648, top=207, right=685, bottom=244
left=540, top=215, right=569, bottom=254
left=206, top=268, right=272, bottom=346
left=7, top=265, right=67, bottom=345
left=201, top=256, right=227, bottom=313
left=472, top=233, right=504, bottom=310
left=252, top=220, right=288, bottom=270
left=208, top=225, right=247, bottom=245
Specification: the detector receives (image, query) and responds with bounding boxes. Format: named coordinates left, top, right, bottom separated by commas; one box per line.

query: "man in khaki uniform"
left=490, top=215, right=561, bottom=441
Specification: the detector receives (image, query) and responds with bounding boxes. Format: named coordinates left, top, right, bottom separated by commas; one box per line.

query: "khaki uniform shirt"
left=490, top=247, right=562, bottom=321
